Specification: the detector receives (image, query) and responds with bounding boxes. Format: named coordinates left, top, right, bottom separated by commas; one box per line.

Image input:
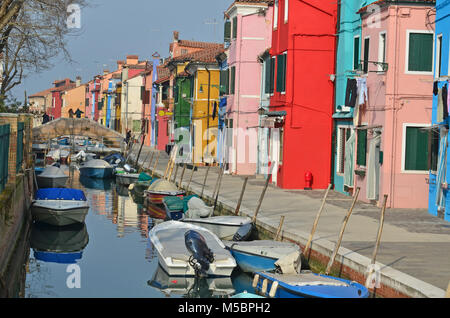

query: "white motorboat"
left=149, top=221, right=236, bottom=277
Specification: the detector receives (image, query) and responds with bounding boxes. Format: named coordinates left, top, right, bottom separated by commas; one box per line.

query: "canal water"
left=18, top=167, right=256, bottom=298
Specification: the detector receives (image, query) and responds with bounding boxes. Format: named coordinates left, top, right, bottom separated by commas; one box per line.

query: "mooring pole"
left=446, top=281, right=450, bottom=298
left=304, top=184, right=333, bottom=257
left=201, top=165, right=211, bottom=198
left=252, top=171, right=273, bottom=223
left=235, top=177, right=249, bottom=216
left=365, top=194, right=388, bottom=289
left=178, top=163, right=187, bottom=189
left=325, top=187, right=360, bottom=275
left=187, top=165, right=195, bottom=193
left=151, top=151, right=160, bottom=178
left=213, top=168, right=225, bottom=211
left=274, top=215, right=285, bottom=241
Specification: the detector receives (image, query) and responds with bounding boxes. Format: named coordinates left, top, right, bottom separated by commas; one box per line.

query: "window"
left=337, top=127, right=352, bottom=174
left=356, top=128, right=367, bottom=166
left=181, top=49, right=188, bottom=55
left=230, top=66, right=236, bottom=95
left=220, top=69, right=229, bottom=96
left=403, top=125, right=430, bottom=172
left=436, top=34, right=443, bottom=78
left=232, top=16, right=238, bottom=40
left=378, top=32, right=386, bottom=72
left=353, top=36, right=360, bottom=70
left=270, top=57, right=275, bottom=94
left=264, top=56, right=272, bottom=95
left=276, top=53, right=287, bottom=93
left=284, top=0, right=288, bottom=23
left=428, top=129, right=440, bottom=172
left=407, top=32, right=433, bottom=73
left=273, top=0, right=278, bottom=29
left=174, top=84, right=179, bottom=103
left=363, top=37, right=370, bottom=73
left=224, top=19, right=231, bottom=42
left=133, top=120, right=141, bottom=133
left=279, top=128, right=284, bottom=164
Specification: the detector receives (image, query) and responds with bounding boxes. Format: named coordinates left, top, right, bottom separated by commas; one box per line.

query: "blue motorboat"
left=79, top=159, right=114, bottom=179
left=223, top=240, right=302, bottom=274
left=104, top=152, right=125, bottom=166
left=253, top=271, right=369, bottom=298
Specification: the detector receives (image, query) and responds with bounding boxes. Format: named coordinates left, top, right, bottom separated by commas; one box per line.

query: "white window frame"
left=378, top=31, right=387, bottom=72
left=353, top=35, right=360, bottom=71
left=436, top=33, right=443, bottom=78
left=336, top=126, right=351, bottom=175
left=273, top=0, right=279, bottom=30
left=401, top=123, right=431, bottom=174
left=284, top=0, right=289, bottom=23
left=405, top=29, right=435, bottom=75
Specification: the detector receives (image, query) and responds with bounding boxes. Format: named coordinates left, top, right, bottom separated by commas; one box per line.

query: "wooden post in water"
left=178, top=163, right=187, bottom=189
left=304, top=184, right=332, bottom=257
left=212, top=168, right=225, bottom=212
left=138, top=151, right=150, bottom=173
left=187, top=165, right=195, bottom=192
left=274, top=216, right=285, bottom=241
left=325, top=187, right=360, bottom=275
left=235, top=177, right=249, bottom=216
left=172, top=163, right=179, bottom=183
left=151, top=151, right=160, bottom=178
left=145, top=150, right=155, bottom=172
left=446, top=281, right=450, bottom=298
left=167, top=147, right=178, bottom=181
left=201, top=165, right=211, bottom=198
left=365, top=194, right=388, bottom=289
left=252, top=171, right=272, bottom=223
left=212, top=167, right=222, bottom=200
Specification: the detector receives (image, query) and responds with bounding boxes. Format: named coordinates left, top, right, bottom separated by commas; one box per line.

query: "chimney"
left=103, top=69, right=110, bottom=75
left=117, top=60, right=124, bottom=70
left=126, top=55, right=139, bottom=65
left=76, top=76, right=81, bottom=87
left=173, top=31, right=179, bottom=43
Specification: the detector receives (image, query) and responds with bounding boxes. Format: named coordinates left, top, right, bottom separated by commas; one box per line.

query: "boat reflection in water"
left=116, top=184, right=130, bottom=197
left=148, top=265, right=235, bottom=298
left=30, top=222, right=89, bottom=264
left=79, top=176, right=113, bottom=191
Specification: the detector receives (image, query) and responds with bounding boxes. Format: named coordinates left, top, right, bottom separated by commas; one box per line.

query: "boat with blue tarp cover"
left=31, top=188, right=89, bottom=226
left=253, top=271, right=369, bottom=298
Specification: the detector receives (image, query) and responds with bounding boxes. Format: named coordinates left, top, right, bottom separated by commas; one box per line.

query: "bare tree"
left=0, top=0, right=87, bottom=99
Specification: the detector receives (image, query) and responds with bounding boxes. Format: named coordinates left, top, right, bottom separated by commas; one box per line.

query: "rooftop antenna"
left=204, top=18, right=218, bottom=41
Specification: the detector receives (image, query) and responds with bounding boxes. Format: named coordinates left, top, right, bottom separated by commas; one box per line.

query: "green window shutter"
left=230, top=66, right=236, bottom=95
left=224, top=20, right=231, bottom=42
left=232, top=16, right=238, bottom=39
left=264, top=57, right=271, bottom=94
left=174, top=83, right=179, bottom=103
left=353, top=37, right=360, bottom=70
left=408, top=33, right=433, bottom=72
left=363, top=38, right=370, bottom=73
left=356, top=129, right=367, bottom=166
left=220, top=69, right=229, bottom=96
left=270, top=57, right=275, bottom=94
left=276, top=54, right=286, bottom=93
left=405, top=127, right=429, bottom=171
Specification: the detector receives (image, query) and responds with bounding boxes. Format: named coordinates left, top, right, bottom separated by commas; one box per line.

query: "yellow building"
left=61, top=79, right=87, bottom=118
left=183, top=48, right=223, bottom=165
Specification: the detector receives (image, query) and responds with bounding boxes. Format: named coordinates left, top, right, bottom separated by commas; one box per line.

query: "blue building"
left=332, top=0, right=376, bottom=195
left=429, top=0, right=450, bottom=221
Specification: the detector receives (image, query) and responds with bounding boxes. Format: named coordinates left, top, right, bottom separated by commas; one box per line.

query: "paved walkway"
left=129, top=146, right=450, bottom=297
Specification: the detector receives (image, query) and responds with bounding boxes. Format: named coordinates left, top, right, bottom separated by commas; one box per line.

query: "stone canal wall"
left=0, top=113, right=34, bottom=297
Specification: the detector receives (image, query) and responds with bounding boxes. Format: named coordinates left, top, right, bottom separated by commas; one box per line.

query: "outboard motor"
left=123, top=163, right=132, bottom=172
left=184, top=230, right=215, bottom=277
left=232, top=223, right=254, bottom=242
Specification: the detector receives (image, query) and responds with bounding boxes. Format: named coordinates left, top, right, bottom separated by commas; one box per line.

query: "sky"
left=11, top=0, right=231, bottom=101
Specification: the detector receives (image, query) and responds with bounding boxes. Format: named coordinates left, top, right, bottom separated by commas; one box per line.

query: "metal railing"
left=0, top=124, right=10, bottom=192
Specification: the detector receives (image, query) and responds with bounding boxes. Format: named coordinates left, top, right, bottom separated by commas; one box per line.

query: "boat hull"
left=253, top=271, right=369, bottom=298
left=145, top=190, right=185, bottom=205
left=182, top=216, right=252, bottom=240
left=36, top=175, right=69, bottom=188
left=31, top=202, right=89, bottom=226
left=116, top=173, right=140, bottom=186
left=79, top=167, right=114, bottom=179
left=228, top=250, right=279, bottom=273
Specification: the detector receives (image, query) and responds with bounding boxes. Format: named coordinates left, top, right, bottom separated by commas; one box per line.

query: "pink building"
left=224, top=0, right=273, bottom=175
left=353, top=1, right=435, bottom=208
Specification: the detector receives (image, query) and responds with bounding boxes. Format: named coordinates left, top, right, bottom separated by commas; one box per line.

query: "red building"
left=266, top=0, right=337, bottom=189
left=49, top=78, right=75, bottom=119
